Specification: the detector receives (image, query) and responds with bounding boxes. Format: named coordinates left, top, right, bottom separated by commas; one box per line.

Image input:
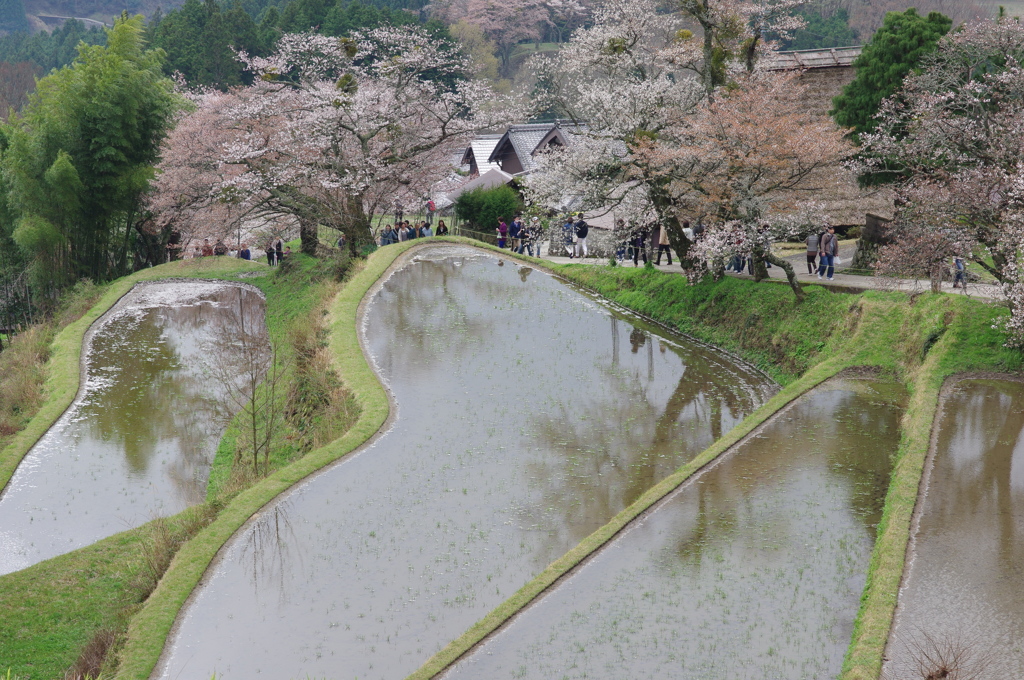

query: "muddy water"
left=885, top=379, right=1024, bottom=678
left=156, top=246, right=775, bottom=680
left=443, top=378, right=905, bottom=680
left=0, top=282, right=265, bottom=575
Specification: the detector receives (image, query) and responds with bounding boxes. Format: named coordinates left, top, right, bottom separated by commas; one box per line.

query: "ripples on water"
left=0, top=281, right=265, bottom=575
left=443, top=378, right=906, bottom=680
left=156, top=247, right=776, bottom=680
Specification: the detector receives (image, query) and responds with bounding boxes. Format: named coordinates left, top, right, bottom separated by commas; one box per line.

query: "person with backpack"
left=574, top=216, right=589, bottom=259
left=425, top=198, right=436, bottom=225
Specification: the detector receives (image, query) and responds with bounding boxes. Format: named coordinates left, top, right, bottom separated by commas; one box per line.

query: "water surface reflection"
left=157, top=246, right=775, bottom=679
left=444, top=379, right=905, bottom=680
left=0, top=282, right=265, bottom=575
left=886, top=379, right=1024, bottom=678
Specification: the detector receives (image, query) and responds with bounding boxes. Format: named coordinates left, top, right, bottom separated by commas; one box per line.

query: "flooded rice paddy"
left=156, top=246, right=775, bottom=679
left=0, top=281, right=265, bottom=575
left=886, top=379, right=1024, bottom=678
left=443, top=378, right=906, bottom=680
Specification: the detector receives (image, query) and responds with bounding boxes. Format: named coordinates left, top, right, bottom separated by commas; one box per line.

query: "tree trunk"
left=764, top=251, right=805, bottom=302
left=299, top=216, right=318, bottom=256
left=700, top=0, right=714, bottom=98
left=750, top=251, right=769, bottom=282
left=648, top=185, right=693, bottom=268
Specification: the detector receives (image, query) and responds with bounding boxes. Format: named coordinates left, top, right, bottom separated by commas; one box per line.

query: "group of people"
left=189, top=237, right=292, bottom=265
left=497, top=216, right=544, bottom=256
left=805, top=226, right=840, bottom=280
left=378, top=219, right=449, bottom=245
left=613, top=220, right=696, bottom=267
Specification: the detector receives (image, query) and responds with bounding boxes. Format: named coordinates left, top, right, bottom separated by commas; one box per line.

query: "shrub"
left=454, top=184, right=523, bottom=232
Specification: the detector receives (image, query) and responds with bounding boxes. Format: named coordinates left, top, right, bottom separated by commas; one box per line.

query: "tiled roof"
left=489, top=121, right=585, bottom=173
left=466, top=134, right=503, bottom=175
left=767, top=46, right=862, bottom=70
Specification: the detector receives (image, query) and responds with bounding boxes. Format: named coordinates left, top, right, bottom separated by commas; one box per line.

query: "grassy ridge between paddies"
left=0, top=257, right=267, bottom=679
left=113, top=239, right=427, bottom=680
left=405, top=261, right=1023, bottom=680
left=0, top=253, right=358, bottom=678
left=841, top=292, right=1022, bottom=680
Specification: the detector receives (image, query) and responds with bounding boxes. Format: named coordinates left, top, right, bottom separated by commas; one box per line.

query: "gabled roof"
left=488, top=121, right=584, bottom=173
left=445, top=168, right=515, bottom=203
left=768, top=46, right=862, bottom=70
left=462, top=134, right=503, bottom=175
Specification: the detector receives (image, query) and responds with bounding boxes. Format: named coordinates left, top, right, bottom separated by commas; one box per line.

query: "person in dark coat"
left=629, top=223, right=649, bottom=266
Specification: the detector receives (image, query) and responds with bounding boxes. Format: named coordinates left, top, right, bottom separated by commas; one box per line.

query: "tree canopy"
left=831, top=8, right=952, bottom=139
left=1, top=15, right=180, bottom=289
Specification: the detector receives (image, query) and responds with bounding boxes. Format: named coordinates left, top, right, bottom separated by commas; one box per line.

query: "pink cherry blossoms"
left=153, top=26, right=506, bottom=255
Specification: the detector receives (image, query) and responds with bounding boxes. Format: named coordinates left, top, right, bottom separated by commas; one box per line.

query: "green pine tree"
left=0, top=0, right=29, bottom=34
left=831, top=8, right=952, bottom=140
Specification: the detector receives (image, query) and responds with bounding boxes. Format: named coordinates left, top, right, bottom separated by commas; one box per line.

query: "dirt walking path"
left=537, top=239, right=1003, bottom=301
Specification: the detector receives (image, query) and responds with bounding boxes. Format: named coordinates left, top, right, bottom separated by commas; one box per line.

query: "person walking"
left=509, top=216, right=522, bottom=253
left=398, top=223, right=408, bottom=241
left=953, top=256, right=966, bottom=288
left=562, top=215, right=575, bottom=257
left=629, top=223, right=649, bottom=266
left=805, top=231, right=819, bottom=275
left=655, top=224, right=672, bottom=265
left=528, top=216, right=544, bottom=256
left=496, top=219, right=509, bottom=249
left=425, top=197, right=436, bottom=225
left=573, top=216, right=589, bottom=259
left=265, top=241, right=275, bottom=266
left=817, top=226, right=838, bottom=280
left=275, top=239, right=284, bottom=264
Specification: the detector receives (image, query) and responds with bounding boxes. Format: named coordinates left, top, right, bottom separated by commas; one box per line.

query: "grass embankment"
left=4, top=240, right=1021, bottom=679
left=407, top=257, right=1023, bottom=680
left=113, top=241, right=422, bottom=680
left=0, top=254, right=363, bottom=679
left=558, top=264, right=1021, bottom=680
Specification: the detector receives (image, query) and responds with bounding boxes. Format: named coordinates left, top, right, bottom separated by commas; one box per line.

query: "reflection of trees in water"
left=77, top=286, right=265, bottom=501
left=368, top=259, right=550, bottom=375
left=239, top=499, right=300, bottom=606
left=519, top=322, right=762, bottom=558
left=934, top=382, right=1024, bottom=595
left=660, top=385, right=901, bottom=572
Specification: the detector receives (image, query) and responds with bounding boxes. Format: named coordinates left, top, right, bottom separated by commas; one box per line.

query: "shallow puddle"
left=156, top=246, right=775, bottom=679
left=885, top=379, right=1024, bottom=678
left=443, top=378, right=905, bottom=680
left=0, top=281, right=265, bottom=575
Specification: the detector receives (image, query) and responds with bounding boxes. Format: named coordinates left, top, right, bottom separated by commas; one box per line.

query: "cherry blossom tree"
left=649, top=72, right=850, bottom=300
left=545, top=0, right=591, bottom=43
left=524, top=0, right=705, bottom=264
left=872, top=184, right=977, bottom=294
left=523, top=0, right=825, bottom=288
left=464, top=0, right=550, bottom=77
left=153, top=26, right=503, bottom=256
left=673, top=0, right=806, bottom=95
left=857, top=16, right=1024, bottom=340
